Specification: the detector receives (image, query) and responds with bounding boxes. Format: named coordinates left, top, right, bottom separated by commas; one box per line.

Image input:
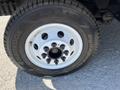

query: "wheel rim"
left=25, top=23, right=83, bottom=69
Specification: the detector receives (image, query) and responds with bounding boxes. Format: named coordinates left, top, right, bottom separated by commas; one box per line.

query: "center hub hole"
left=49, top=48, right=62, bottom=59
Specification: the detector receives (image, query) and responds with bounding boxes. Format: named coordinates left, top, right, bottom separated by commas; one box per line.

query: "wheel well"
left=0, top=0, right=109, bottom=14
left=1, top=0, right=120, bottom=22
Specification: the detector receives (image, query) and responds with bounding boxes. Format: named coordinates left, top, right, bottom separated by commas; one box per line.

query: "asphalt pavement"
left=1, top=16, right=120, bottom=90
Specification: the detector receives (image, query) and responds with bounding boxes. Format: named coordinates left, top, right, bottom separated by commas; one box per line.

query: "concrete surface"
left=1, top=16, right=120, bottom=90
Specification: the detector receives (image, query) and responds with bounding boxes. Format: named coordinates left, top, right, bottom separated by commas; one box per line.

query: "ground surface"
left=1, top=16, right=120, bottom=90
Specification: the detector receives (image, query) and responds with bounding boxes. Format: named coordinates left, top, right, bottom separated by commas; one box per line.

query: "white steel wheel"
left=25, top=23, right=83, bottom=69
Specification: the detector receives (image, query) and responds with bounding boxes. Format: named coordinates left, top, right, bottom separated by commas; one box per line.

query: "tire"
left=4, top=0, right=99, bottom=77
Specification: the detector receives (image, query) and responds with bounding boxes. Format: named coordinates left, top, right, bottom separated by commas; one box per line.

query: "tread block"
left=0, top=2, right=16, bottom=15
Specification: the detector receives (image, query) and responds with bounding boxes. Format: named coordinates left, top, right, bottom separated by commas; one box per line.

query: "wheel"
left=4, top=0, right=99, bottom=76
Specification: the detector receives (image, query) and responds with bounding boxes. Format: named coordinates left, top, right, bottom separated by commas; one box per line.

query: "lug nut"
left=54, top=59, right=59, bottom=65
left=46, top=58, right=51, bottom=64
left=51, top=42, right=57, bottom=47
left=64, top=50, right=69, bottom=56
left=61, top=56, right=66, bottom=62
left=60, top=44, right=65, bottom=50
left=41, top=53, right=47, bottom=59
left=43, top=46, right=49, bottom=52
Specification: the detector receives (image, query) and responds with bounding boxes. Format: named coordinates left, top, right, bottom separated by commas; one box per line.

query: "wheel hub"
left=49, top=47, right=62, bottom=59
